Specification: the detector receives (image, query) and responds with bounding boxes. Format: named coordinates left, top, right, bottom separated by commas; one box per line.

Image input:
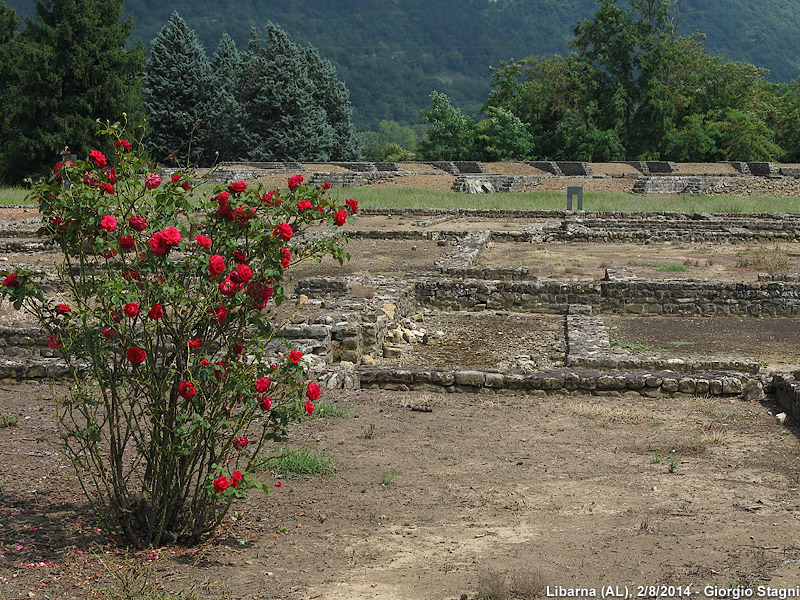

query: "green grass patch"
left=255, top=446, right=334, bottom=477
left=0, top=187, right=34, bottom=205
left=0, top=415, right=19, bottom=428
left=651, top=262, right=689, bottom=272
left=334, top=187, right=800, bottom=213
left=315, top=402, right=355, bottom=419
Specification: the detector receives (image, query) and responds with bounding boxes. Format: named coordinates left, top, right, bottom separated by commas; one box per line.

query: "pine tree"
left=0, top=0, right=143, bottom=184
left=304, top=47, right=360, bottom=161
left=143, top=12, right=212, bottom=165
left=206, top=33, right=247, bottom=163
left=240, top=24, right=333, bottom=162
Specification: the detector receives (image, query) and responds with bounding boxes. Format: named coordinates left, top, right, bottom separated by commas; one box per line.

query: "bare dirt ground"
left=480, top=240, right=800, bottom=281
left=3, top=384, right=800, bottom=599
left=605, top=315, right=800, bottom=368
left=377, top=311, right=565, bottom=371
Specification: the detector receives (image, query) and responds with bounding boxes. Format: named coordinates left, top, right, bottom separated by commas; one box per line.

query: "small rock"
left=741, top=379, right=765, bottom=401
left=411, top=245, right=417, bottom=251
left=776, top=412, right=787, bottom=425
left=382, top=303, right=396, bottom=318
left=298, top=294, right=309, bottom=305
left=360, top=354, right=375, bottom=365
left=383, top=344, right=402, bottom=358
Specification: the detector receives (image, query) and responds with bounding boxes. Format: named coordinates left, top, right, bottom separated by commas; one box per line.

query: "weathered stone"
left=678, top=378, right=697, bottom=394
left=661, top=377, right=679, bottom=392
left=455, top=370, right=485, bottom=387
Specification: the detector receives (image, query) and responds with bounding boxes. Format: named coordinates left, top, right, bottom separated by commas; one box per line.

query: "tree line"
left=0, top=1, right=358, bottom=184
left=415, top=0, right=800, bottom=163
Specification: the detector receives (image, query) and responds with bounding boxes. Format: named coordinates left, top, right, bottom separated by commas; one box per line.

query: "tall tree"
left=0, top=0, right=143, bottom=184
left=417, top=91, right=477, bottom=160
left=144, top=12, right=212, bottom=165
left=206, top=32, right=247, bottom=162
left=239, top=24, right=333, bottom=162
left=304, top=46, right=360, bottom=161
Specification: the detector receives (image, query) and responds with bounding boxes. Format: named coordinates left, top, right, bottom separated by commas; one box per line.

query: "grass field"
left=4, top=184, right=800, bottom=213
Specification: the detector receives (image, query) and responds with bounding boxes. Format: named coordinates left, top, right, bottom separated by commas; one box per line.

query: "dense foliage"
left=0, top=0, right=144, bottom=183
left=144, top=14, right=358, bottom=165
left=0, top=121, right=355, bottom=547
left=6, top=0, right=800, bottom=130
left=418, top=0, right=800, bottom=162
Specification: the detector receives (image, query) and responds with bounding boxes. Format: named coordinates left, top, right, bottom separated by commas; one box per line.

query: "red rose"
left=214, top=191, right=230, bottom=204
left=46, top=334, right=61, bottom=349
left=346, top=199, right=358, bottom=213
left=145, top=173, right=161, bottom=190
left=260, top=190, right=279, bottom=205
left=273, top=222, right=293, bottom=242
left=288, top=174, right=303, bottom=190
left=178, top=381, right=196, bottom=399
left=124, top=302, right=139, bottom=318
left=208, top=254, right=225, bottom=278
left=101, top=248, right=118, bottom=258
left=101, top=327, right=115, bottom=338
left=275, top=480, right=282, bottom=487
left=196, top=234, right=211, bottom=249
left=2, top=273, right=19, bottom=287
left=321, top=182, right=331, bottom=190
left=289, top=350, right=303, bottom=363
left=233, top=343, right=243, bottom=355
left=297, top=199, right=313, bottom=211
left=230, top=470, right=243, bottom=488
left=128, top=215, right=147, bottom=232
left=100, top=215, right=117, bottom=232
left=89, top=150, right=107, bottom=167
left=233, top=437, right=248, bottom=450
left=233, top=206, right=256, bottom=223
left=119, top=235, right=135, bottom=251
left=182, top=180, right=191, bottom=191
left=304, top=400, right=315, bottom=416
left=104, top=167, right=117, bottom=185
left=126, top=346, right=147, bottom=365
left=121, top=269, right=140, bottom=281
left=219, top=278, right=237, bottom=297
left=147, top=304, right=163, bottom=320
left=306, top=381, right=321, bottom=402
left=231, top=251, right=247, bottom=264
left=148, top=231, right=169, bottom=256
left=188, top=337, right=202, bottom=349
left=55, top=304, right=71, bottom=314
left=229, top=181, right=247, bottom=194
left=171, top=173, right=182, bottom=184
left=334, top=209, right=347, bottom=227
left=213, top=476, right=229, bottom=493
left=211, top=305, right=228, bottom=323
left=161, top=227, right=181, bottom=246
left=101, top=183, right=114, bottom=195
left=115, top=139, right=131, bottom=151
left=231, top=264, right=253, bottom=284
left=255, top=377, right=270, bottom=393
left=200, top=358, right=210, bottom=366
left=260, top=395, right=272, bottom=411
left=280, top=248, right=291, bottom=268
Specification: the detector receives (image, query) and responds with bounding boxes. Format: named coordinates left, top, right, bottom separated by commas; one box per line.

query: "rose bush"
left=0, top=121, right=355, bottom=547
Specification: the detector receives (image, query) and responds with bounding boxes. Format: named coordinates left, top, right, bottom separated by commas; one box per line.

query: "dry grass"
left=735, top=247, right=791, bottom=271
left=567, top=401, right=646, bottom=424
left=477, top=569, right=547, bottom=600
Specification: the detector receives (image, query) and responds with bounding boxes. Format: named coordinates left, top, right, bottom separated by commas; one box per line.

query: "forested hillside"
left=5, top=0, right=800, bottom=129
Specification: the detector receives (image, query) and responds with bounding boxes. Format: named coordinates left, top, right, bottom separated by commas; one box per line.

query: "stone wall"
left=358, top=365, right=746, bottom=397
left=414, top=278, right=800, bottom=317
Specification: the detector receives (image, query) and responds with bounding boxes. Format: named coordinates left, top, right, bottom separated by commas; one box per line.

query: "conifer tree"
left=143, top=12, right=212, bottom=165
left=240, top=24, right=333, bottom=162
left=304, top=47, right=360, bottom=161
left=206, top=33, right=247, bottom=163
left=0, top=0, right=143, bottom=184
